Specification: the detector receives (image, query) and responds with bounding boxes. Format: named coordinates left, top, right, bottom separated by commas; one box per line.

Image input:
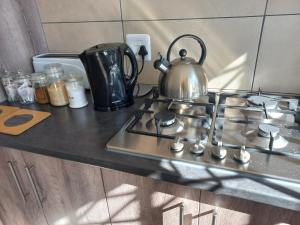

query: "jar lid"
left=44, top=63, right=64, bottom=77
left=1, top=71, right=17, bottom=80
left=65, top=73, right=83, bottom=82
left=31, top=72, right=48, bottom=82
left=15, top=72, right=31, bottom=80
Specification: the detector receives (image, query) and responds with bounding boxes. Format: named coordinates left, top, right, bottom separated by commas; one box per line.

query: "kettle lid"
left=82, top=43, right=125, bottom=55
left=171, top=49, right=196, bottom=65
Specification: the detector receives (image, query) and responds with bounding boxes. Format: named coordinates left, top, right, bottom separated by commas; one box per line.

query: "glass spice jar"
left=44, top=64, right=69, bottom=106
left=31, top=73, right=50, bottom=104
left=15, top=72, right=35, bottom=104
left=65, top=74, right=88, bottom=108
left=1, top=71, right=19, bottom=102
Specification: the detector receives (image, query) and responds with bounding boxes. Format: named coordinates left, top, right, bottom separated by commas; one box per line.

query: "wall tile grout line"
left=122, top=15, right=265, bottom=21
left=119, top=0, right=125, bottom=42
left=266, top=13, right=300, bottom=17
left=41, top=12, right=300, bottom=25
left=41, top=15, right=267, bottom=25
left=251, top=0, right=269, bottom=91
left=42, top=20, right=122, bottom=24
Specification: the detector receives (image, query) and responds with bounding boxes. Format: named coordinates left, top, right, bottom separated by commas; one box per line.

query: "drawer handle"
left=7, top=161, right=29, bottom=203
left=179, top=202, right=184, bottom=225
left=25, top=166, right=45, bottom=208
left=212, top=210, right=217, bottom=225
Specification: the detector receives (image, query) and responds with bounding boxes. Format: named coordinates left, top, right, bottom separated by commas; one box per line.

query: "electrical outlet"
left=126, top=34, right=151, bottom=61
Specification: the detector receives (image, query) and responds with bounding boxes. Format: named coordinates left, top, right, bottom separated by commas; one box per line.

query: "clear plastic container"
left=65, top=74, right=88, bottom=108
left=1, top=71, right=18, bottom=102
left=15, top=72, right=35, bottom=104
left=31, top=73, right=50, bottom=104
left=44, top=64, right=69, bottom=106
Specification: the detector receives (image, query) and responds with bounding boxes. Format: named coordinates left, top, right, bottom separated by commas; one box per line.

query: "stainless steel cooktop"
left=107, top=89, right=300, bottom=183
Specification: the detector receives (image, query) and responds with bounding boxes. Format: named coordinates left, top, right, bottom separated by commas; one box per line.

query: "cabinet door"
left=198, top=190, right=300, bottom=225
left=102, top=168, right=200, bottom=225
left=21, top=151, right=111, bottom=225
left=0, top=147, right=47, bottom=225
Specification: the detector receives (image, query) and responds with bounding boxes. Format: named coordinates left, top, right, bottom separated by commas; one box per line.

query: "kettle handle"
left=124, top=45, right=138, bottom=90
left=166, top=34, right=207, bottom=65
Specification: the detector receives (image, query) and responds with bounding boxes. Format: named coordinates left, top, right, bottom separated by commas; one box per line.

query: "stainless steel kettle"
left=154, top=34, right=208, bottom=100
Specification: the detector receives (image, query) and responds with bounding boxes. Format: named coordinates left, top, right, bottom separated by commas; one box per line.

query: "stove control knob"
left=170, top=138, right=184, bottom=152
left=234, top=146, right=250, bottom=164
left=190, top=135, right=207, bottom=155
left=190, top=142, right=205, bottom=155
left=212, top=142, right=227, bottom=160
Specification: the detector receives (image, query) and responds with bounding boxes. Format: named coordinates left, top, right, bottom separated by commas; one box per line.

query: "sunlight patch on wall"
left=208, top=53, right=248, bottom=90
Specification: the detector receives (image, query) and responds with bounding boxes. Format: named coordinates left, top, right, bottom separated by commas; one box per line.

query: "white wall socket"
left=126, top=34, right=151, bottom=61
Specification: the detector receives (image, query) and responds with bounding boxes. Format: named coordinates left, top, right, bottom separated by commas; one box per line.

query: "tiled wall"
left=36, top=0, right=300, bottom=93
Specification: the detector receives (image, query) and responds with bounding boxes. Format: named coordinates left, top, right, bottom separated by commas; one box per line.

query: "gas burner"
left=154, top=111, right=176, bottom=127
left=108, top=91, right=300, bottom=183
left=157, top=119, right=184, bottom=136
left=258, top=124, right=280, bottom=138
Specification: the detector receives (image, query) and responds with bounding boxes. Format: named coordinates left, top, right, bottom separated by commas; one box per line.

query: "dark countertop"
left=0, top=94, right=300, bottom=212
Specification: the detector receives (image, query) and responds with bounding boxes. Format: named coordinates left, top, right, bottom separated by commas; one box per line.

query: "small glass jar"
left=15, top=73, right=35, bottom=104
left=1, top=71, right=18, bottom=102
left=31, top=73, right=50, bottom=104
left=65, top=74, right=88, bottom=108
left=45, top=64, right=69, bottom=106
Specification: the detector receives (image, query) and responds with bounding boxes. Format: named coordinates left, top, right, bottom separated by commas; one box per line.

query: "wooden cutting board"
left=0, top=108, right=51, bottom=135
left=0, top=106, right=20, bottom=120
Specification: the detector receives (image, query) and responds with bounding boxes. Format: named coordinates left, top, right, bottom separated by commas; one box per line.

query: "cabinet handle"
left=7, top=161, right=28, bottom=203
left=25, top=166, right=45, bottom=208
left=179, top=203, right=184, bottom=225
left=212, top=210, right=217, bottom=225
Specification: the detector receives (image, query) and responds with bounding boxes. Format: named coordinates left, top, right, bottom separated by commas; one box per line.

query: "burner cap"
left=154, top=111, right=176, bottom=126
left=258, top=124, right=280, bottom=138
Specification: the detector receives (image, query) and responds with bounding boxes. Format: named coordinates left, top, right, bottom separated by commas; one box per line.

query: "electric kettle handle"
left=124, top=46, right=138, bottom=90
left=166, top=34, right=207, bottom=65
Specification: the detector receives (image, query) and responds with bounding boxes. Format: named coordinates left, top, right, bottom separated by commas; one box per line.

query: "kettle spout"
left=153, top=53, right=171, bottom=73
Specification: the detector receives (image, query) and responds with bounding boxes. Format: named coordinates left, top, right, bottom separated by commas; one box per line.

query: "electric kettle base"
left=94, top=99, right=134, bottom=111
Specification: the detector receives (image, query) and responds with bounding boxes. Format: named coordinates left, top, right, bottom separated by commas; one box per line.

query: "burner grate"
left=126, top=97, right=214, bottom=142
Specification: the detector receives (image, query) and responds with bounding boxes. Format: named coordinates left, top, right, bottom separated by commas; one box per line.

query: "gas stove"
left=107, top=89, right=300, bottom=182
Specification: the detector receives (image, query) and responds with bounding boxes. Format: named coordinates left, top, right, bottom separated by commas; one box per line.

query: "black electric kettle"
left=80, top=43, right=138, bottom=111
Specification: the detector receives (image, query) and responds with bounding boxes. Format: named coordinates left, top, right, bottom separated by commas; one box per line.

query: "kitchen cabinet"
left=1, top=146, right=300, bottom=225
left=101, top=168, right=200, bottom=225
left=198, top=190, right=300, bottom=225
left=21, top=151, right=111, bottom=225
left=0, top=147, right=47, bottom=225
